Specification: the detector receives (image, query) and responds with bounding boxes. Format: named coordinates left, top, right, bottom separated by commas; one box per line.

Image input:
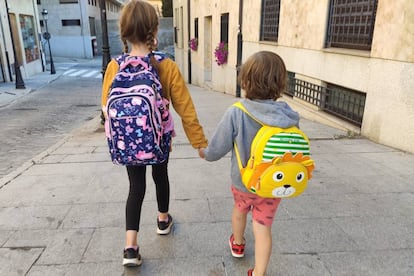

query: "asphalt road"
left=0, top=66, right=102, bottom=178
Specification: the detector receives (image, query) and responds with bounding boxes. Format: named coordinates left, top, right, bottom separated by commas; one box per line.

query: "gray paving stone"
left=61, top=202, right=124, bottom=228
left=27, top=261, right=123, bottom=276
left=36, top=228, right=94, bottom=265
left=0, top=247, right=43, bottom=276
left=52, top=146, right=97, bottom=155
left=0, top=230, right=13, bottom=246
left=280, top=194, right=360, bottom=219
left=170, top=221, right=230, bottom=258
left=333, top=216, right=414, bottom=250
left=224, top=253, right=330, bottom=276
left=82, top=227, right=124, bottom=263
left=319, top=249, right=414, bottom=276
left=59, top=152, right=110, bottom=163
left=169, top=158, right=232, bottom=200
left=4, top=229, right=57, bottom=247
left=273, top=218, right=359, bottom=253
left=22, top=162, right=108, bottom=177
left=346, top=192, right=414, bottom=217
left=0, top=205, right=70, bottom=230
left=123, top=256, right=226, bottom=276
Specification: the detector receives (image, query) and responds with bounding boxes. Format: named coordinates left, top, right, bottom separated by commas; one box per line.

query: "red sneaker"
left=247, top=268, right=254, bottom=276
left=229, top=234, right=245, bottom=258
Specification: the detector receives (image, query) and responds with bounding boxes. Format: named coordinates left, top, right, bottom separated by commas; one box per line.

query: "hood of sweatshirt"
left=240, top=98, right=300, bottom=128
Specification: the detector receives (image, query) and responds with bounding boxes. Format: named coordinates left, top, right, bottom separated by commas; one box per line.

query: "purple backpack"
left=105, top=53, right=173, bottom=166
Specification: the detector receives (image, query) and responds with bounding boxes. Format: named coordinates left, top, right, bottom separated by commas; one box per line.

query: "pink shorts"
left=231, top=185, right=281, bottom=227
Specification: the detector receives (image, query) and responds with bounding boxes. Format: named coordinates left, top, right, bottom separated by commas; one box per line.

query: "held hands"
left=198, top=148, right=205, bottom=159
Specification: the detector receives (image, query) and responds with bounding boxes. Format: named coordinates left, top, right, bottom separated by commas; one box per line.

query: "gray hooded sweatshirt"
left=204, top=98, right=300, bottom=193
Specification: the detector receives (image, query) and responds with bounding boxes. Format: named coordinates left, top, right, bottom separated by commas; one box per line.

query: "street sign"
left=43, top=32, right=51, bottom=40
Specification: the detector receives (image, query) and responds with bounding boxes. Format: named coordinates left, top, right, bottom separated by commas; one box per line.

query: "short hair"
left=238, top=51, right=287, bottom=100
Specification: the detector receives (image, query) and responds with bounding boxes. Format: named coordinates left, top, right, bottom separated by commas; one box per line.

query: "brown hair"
left=119, top=0, right=159, bottom=68
left=238, top=51, right=287, bottom=100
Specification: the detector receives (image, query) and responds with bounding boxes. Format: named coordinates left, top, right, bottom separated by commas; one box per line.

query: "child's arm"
left=198, top=148, right=205, bottom=159
left=203, top=107, right=236, bottom=161
left=159, top=60, right=208, bottom=149
left=101, top=60, right=118, bottom=118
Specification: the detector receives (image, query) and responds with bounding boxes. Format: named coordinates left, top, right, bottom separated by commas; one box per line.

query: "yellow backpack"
left=233, top=102, right=315, bottom=198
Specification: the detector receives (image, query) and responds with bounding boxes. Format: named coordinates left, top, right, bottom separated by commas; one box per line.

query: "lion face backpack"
left=233, top=102, right=315, bottom=198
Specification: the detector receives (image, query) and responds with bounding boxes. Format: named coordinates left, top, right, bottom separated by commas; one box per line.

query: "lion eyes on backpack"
left=296, top=172, right=305, bottom=182
left=273, top=172, right=284, bottom=182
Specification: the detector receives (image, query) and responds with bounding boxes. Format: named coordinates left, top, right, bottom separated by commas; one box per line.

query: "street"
left=0, top=60, right=102, bottom=178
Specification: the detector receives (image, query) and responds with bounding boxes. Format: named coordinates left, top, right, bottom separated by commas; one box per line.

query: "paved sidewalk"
left=1, top=61, right=413, bottom=275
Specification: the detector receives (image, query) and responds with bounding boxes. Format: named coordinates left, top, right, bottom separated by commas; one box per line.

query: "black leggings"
left=125, top=161, right=170, bottom=231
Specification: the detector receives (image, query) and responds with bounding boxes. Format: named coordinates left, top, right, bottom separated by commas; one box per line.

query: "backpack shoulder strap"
left=233, top=102, right=264, bottom=126
left=152, top=51, right=167, bottom=63
left=232, top=101, right=266, bottom=171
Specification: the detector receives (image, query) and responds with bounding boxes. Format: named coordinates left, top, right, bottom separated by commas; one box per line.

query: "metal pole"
left=235, top=0, right=244, bottom=97
left=187, top=0, right=192, bottom=84
left=43, top=14, right=56, bottom=74
left=5, top=0, right=25, bottom=89
left=99, top=0, right=111, bottom=78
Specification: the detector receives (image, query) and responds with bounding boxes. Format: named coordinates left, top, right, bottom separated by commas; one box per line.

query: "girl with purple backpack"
left=101, top=0, right=208, bottom=267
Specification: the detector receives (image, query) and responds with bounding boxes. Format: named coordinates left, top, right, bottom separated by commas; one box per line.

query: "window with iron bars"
left=285, top=71, right=295, bottom=97
left=260, top=0, right=280, bottom=42
left=221, top=13, right=229, bottom=44
left=324, top=83, right=366, bottom=126
left=326, top=0, right=378, bottom=50
left=287, top=73, right=366, bottom=127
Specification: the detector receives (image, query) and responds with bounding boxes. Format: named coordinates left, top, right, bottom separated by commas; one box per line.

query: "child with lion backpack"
left=101, top=0, right=208, bottom=267
left=199, top=51, right=314, bottom=276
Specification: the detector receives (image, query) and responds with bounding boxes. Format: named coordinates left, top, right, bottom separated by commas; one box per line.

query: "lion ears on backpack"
left=272, top=152, right=315, bottom=179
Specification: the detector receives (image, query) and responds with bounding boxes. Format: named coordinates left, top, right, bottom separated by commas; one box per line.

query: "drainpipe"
left=235, top=0, right=243, bottom=97
left=187, top=0, right=192, bottom=83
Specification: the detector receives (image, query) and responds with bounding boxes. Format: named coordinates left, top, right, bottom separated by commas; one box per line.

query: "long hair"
left=119, top=0, right=159, bottom=70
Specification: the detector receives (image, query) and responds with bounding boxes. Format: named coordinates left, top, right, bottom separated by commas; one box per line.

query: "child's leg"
left=152, top=161, right=170, bottom=220
left=230, top=186, right=250, bottom=244
left=125, top=165, right=147, bottom=247
left=126, top=230, right=138, bottom=247
left=232, top=204, right=247, bottom=244
left=252, top=220, right=272, bottom=276
left=250, top=197, right=281, bottom=275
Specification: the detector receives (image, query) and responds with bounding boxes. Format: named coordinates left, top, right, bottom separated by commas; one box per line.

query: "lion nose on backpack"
left=283, top=185, right=291, bottom=188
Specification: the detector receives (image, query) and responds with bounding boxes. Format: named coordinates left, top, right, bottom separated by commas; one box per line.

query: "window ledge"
left=259, top=41, right=278, bottom=46
left=322, top=47, right=371, bottom=58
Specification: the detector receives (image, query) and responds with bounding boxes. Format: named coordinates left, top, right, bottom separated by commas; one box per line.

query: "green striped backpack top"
left=233, top=102, right=315, bottom=199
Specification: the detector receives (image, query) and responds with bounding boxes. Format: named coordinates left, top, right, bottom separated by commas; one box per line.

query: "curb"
left=0, top=115, right=102, bottom=189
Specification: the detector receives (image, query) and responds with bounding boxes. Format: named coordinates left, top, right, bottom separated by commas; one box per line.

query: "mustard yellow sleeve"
left=159, top=59, right=208, bottom=148
left=101, top=60, right=119, bottom=115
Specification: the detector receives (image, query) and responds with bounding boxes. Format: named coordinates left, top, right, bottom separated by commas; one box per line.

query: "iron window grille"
left=295, top=79, right=322, bottom=106
left=323, top=83, right=366, bottom=125
left=287, top=73, right=366, bottom=126
left=221, top=13, right=229, bottom=44
left=326, top=0, right=378, bottom=50
left=260, top=0, right=280, bottom=42
left=285, top=71, right=295, bottom=97
left=194, top=18, right=199, bottom=39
